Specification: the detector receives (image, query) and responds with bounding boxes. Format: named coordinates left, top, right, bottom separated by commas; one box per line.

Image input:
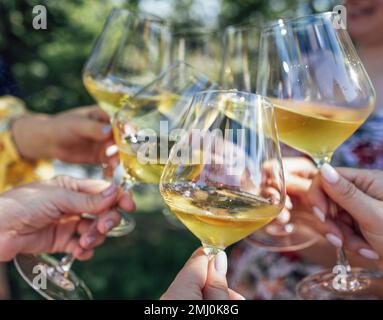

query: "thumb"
left=161, top=248, right=208, bottom=300
left=320, top=164, right=378, bottom=225
left=57, top=183, right=118, bottom=216
left=203, top=251, right=230, bottom=300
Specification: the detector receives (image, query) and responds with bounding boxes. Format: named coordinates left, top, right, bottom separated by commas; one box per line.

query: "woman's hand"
left=12, top=106, right=118, bottom=166
left=306, top=164, right=383, bottom=260
left=274, top=157, right=318, bottom=224
left=161, top=248, right=244, bottom=300
left=0, top=175, right=135, bottom=262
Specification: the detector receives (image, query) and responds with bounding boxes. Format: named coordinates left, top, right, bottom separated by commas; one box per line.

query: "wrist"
left=11, top=113, right=54, bottom=160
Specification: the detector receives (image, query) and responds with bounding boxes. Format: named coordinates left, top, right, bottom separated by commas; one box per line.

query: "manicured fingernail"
left=326, top=233, right=343, bottom=248
left=106, top=144, right=118, bottom=157
left=214, top=251, right=228, bottom=276
left=277, top=209, right=290, bottom=224
left=358, top=248, right=380, bottom=260
left=85, top=235, right=95, bottom=246
left=101, top=184, right=116, bottom=197
left=313, top=206, right=326, bottom=223
left=104, top=219, right=115, bottom=232
left=321, top=163, right=339, bottom=184
left=285, top=197, right=293, bottom=210
left=102, top=125, right=112, bottom=135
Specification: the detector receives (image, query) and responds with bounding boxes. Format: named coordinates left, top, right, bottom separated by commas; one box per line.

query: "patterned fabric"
left=333, top=113, right=383, bottom=169
left=228, top=112, right=383, bottom=300
left=0, top=95, right=52, bottom=192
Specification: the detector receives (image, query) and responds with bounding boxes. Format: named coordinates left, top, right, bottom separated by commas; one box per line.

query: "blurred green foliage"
left=0, top=0, right=139, bottom=113
left=1, top=0, right=336, bottom=299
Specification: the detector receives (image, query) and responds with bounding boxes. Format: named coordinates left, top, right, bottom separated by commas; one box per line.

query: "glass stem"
left=120, top=175, right=135, bottom=192
left=56, top=254, right=75, bottom=277
left=202, top=243, right=224, bottom=260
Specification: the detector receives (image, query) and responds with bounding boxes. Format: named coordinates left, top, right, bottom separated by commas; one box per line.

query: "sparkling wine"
left=161, top=182, right=282, bottom=248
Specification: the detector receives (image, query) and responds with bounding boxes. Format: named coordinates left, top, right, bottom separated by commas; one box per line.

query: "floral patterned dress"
left=227, top=112, right=383, bottom=300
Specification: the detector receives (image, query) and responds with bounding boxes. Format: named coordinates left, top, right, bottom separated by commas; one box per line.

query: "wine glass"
left=221, top=24, right=260, bottom=92
left=171, top=29, right=223, bottom=83
left=159, top=90, right=286, bottom=258
left=258, top=13, right=383, bottom=299
left=113, top=62, right=218, bottom=210
left=222, top=23, right=320, bottom=251
left=12, top=8, right=171, bottom=301
left=83, top=8, right=171, bottom=236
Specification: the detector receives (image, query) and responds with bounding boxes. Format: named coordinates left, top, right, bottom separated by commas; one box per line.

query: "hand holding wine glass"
left=11, top=106, right=117, bottom=167
left=306, top=164, right=383, bottom=260
left=258, top=12, right=383, bottom=300
left=0, top=176, right=135, bottom=262
left=161, top=248, right=244, bottom=300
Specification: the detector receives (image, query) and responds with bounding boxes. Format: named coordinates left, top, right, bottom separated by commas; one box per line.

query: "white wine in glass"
left=272, top=100, right=373, bottom=162
left=113, top=62, right=218, bottom=187
left=258, top=13, right=383, bottom=300
left=82, top=8, right=171, bottom=237
left=161, top=182, right=282, bottom=249
left=160, top=90, right=285, bottom=255
left=83, top=8, right=171, bottom=116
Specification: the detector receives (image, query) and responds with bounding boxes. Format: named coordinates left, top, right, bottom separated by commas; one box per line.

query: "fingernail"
left=285, top=197, right=293, bottom=210
left=105, top=144, right=118, bottom=157
left=326, top=233, right=343, bottom=248
left=104, top=219, right=115, bottom=232
left=214, top=251, right=228, bottom=276
left=101, top=184, right=116, bottom=197
left=277, top=209, right=290, bottom=224
left=313, top=206, right=326, bottom=223
left=102, top=125, right=112, bottom=135
left=85, top=235, right=95, bottom=246
left=321, top=163, right=339, bottom=184
left=358, top=248, right=380, bottom=260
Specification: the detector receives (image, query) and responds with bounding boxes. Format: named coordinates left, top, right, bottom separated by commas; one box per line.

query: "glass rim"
left=262, top=11, right=337, bottom=33
left=109, top=7, right=167, bottom=25
left=193, top=89, right=274, bottom=108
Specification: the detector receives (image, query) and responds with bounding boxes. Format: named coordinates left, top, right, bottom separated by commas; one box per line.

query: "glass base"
left=14, top=254, right=92, bottom=300
left=245, top=217, right=320, bottom=252
left=297, top=267, right=383, bottom=300
left=106, top=213, right=136, bottom=237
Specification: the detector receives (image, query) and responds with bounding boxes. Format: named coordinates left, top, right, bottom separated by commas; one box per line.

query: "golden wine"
left=113, top=93, right=180, bottom=184
left=271, top=100, right=373, bottom=159
left=118, top=140, right=165, bottom=185
left=161, top=182, right=282, bottom=248
left=84, top=75, right=137, bottom=116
